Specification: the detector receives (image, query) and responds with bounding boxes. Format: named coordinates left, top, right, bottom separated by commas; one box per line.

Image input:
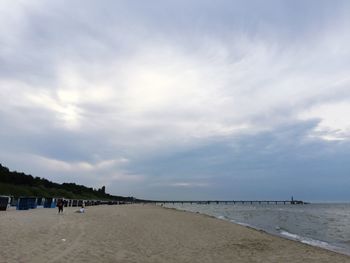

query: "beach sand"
left=0, top=204, right=349, bottom=263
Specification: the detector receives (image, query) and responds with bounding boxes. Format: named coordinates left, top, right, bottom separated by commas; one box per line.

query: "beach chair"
left=0, top=196, right=10, bottom=211
left=17, top=197, right=30, bottom=210
left=43, top=198, right=57, bottom=208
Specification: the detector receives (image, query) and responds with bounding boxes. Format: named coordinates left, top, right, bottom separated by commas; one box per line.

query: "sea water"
left=163, top=203, right=350, bottom=255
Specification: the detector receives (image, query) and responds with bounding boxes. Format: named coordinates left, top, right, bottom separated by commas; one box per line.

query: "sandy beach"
left=0, top=204, right=349, bottom=263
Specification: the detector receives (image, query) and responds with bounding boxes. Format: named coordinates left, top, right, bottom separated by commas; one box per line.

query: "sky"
left=1, top=0, right=350, bottom=201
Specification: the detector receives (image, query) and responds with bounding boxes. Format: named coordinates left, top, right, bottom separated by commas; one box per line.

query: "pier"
left=140, top=199, right=306, bottom=205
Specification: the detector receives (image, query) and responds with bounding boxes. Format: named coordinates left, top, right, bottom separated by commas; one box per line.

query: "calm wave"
left=163, top=203, right=350, bottom=255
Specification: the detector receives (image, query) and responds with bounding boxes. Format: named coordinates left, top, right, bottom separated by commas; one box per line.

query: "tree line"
left=0, top=163, right=133, bottom=201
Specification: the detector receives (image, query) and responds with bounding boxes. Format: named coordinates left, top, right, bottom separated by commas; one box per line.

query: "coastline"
left=0, top=204, right=349, bottom=263
left=161, top=204, right=350, bottom=257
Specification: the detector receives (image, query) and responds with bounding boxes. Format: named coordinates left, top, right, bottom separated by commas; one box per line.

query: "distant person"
left=57, top=199, right=64, bottom=214
left=79, top=202, right=85, bottom=213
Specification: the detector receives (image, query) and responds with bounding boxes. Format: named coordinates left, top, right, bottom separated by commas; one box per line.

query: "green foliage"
left=0, top=163, right=133, bottom=201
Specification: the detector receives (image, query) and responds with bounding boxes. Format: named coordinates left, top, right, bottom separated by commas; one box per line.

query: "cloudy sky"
left=1, top=0, right=350, bottom=201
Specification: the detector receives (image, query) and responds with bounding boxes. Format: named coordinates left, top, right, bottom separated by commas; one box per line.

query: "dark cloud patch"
left=125, top=120, right=350, bottom=200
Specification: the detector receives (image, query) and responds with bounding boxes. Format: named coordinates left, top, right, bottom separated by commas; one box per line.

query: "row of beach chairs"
left=0, top=195, right=126, bottom=211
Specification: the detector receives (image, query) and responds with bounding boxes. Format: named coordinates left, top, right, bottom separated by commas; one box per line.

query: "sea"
left=163, top=202, right=350, bottom=255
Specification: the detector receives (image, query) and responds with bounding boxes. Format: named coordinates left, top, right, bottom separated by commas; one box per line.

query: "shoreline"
left=1, top=204, right=349, bottom=262
left=160, top=204, right=350, bottom=257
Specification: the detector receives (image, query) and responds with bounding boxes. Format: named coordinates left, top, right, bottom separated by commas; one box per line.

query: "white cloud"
left=170, top=182, right=209, bottom=188
left=299, top=101, right=350, bottom=141
left=27, top=155, right=127, bottom=174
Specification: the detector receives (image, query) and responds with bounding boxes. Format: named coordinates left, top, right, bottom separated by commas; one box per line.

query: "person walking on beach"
left=57, top=199, right=64, bottom=214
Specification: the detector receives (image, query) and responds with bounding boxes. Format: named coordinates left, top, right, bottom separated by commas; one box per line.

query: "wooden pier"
left=140, top=200, right=306, bottom=205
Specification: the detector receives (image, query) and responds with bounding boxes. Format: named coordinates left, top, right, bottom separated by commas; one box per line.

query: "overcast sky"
left=1, top=0, right=350, bottom=201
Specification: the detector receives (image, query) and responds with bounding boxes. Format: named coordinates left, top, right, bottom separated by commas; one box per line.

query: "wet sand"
left=0, top=204, right=349, bottom=263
